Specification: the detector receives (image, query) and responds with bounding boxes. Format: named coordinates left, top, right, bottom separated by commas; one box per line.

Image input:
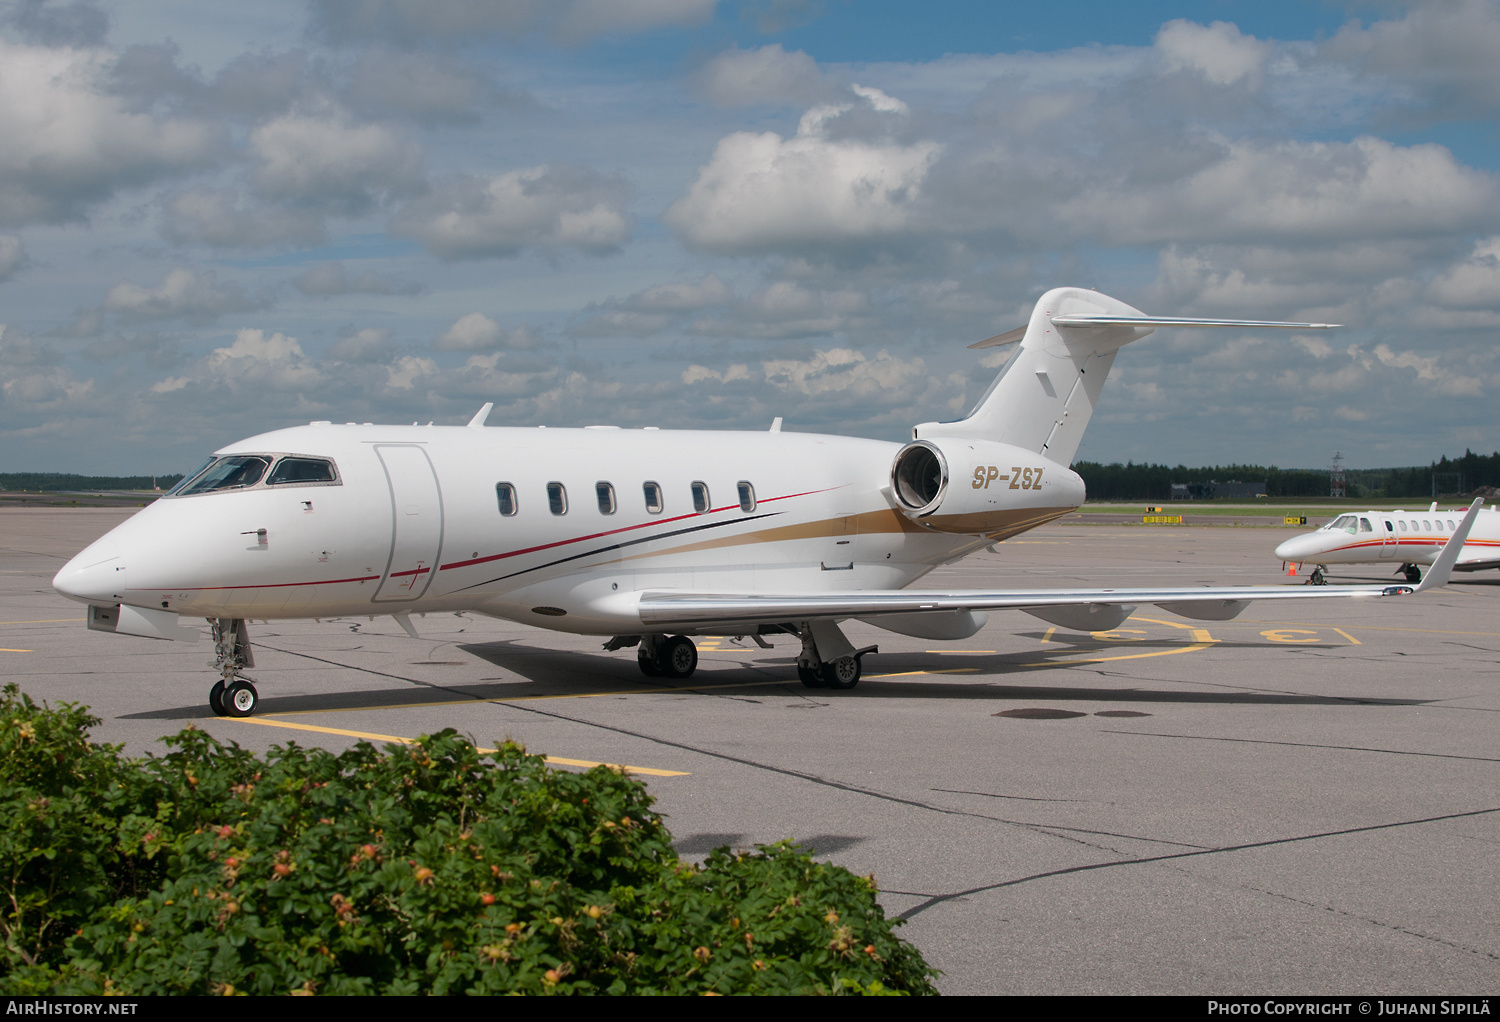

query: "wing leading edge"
left=638, top=500, right=1482, bottom=630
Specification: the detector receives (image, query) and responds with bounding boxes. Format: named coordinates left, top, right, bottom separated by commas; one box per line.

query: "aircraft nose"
left=1274, top=534, right=1321, bottom=562
left=53, top=538, right=126, bottom=604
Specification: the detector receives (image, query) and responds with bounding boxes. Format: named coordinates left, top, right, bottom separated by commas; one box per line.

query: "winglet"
left=467, top=402, right=494, bottom=428
left=1415, top=498, right=1483, bottom=592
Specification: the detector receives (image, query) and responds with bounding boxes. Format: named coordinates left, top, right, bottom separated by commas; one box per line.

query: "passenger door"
left=373, top=445, right=444, bottom=602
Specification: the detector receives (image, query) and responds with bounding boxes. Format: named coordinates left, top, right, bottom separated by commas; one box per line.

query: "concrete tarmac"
left=3, top=508, right=1497, bottom=995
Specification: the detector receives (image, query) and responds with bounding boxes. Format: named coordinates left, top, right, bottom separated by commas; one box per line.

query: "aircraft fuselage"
left=54, top=422, right=1081, bottom=635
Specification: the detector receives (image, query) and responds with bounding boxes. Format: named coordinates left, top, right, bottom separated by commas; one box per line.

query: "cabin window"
left=1359, top=518, right=1372, bottom=532
left=737, top=481, right=756, bottom=512
left=496, top=483, right=517, bottom=516
left=1385, top=520, right=1394, bottom=532
left=1422, top=520, right=1431, bottom=531
left=177, top=455, right=271, bottom=495
left=1399, top=521, right=1407, bottom=531
left=548, top=482, right=568, bottom=516
left=1448, top=520, right=1456, bottom=530
left=692, top=481, right=710, bottom=513
left=267, top=456, right=338, bottom=486
left=643, top=481, right=664, bottom=514
left=596, top=481, right=616, bottom=515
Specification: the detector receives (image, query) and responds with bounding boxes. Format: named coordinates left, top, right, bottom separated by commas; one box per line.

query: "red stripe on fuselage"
left=435, top=486, right=832, bottom=571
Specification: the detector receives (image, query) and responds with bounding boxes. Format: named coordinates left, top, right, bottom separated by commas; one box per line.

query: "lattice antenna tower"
left=1330, top=451, right=1346, bottom=499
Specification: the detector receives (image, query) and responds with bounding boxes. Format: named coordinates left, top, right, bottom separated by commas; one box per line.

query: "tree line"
left=0, top=472, right=184, bottom=492
left=1072, top=450, right=1500, bottom=501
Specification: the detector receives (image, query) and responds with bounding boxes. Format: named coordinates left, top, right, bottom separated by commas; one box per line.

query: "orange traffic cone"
left=1285, top=561, right=1298, bottom=576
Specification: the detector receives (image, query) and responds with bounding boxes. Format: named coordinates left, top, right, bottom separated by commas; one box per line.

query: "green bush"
left=0, top=685, right=935, bottom=995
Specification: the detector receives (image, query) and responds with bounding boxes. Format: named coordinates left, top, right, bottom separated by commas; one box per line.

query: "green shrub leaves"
left=0, top=685, right=935, bottom=995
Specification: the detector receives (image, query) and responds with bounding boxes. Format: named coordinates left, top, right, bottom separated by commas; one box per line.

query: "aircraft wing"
left=638, top=499, right=1483, bottom=629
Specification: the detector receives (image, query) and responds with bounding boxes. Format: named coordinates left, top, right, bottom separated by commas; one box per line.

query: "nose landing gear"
left=208, top=618, right=258, bottom=716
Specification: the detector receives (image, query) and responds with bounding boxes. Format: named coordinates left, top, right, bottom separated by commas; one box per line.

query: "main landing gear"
left=633, top=633, right=699, bottom=679
left=1401, top=563, right=1423, bottom=584
left=208, top=618, right=259, bottom=717
left=796, top=620, right=876, bottom=691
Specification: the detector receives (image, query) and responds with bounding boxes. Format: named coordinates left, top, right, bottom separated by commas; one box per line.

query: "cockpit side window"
left=267, top=456, right=338, bottom=486
left=1329, top=515, right=1357, bottom=534
left=1359, top=518, right=1373, bottom=532
left=177, top=456, right=271, bottom=495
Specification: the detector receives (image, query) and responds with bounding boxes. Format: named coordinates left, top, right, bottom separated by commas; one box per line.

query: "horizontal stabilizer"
left=1050, top=315, right=1340, bottom=329
left=967, top=326, right=1027, bottom=349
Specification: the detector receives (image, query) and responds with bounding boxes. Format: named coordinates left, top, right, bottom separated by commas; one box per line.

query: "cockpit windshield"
left=1326, top=515, right=1358, bottom=534
left=168, top=453, right=340, bottom=497
left=165, top=458, right=216, bottom=496
left=177, top=456, right=271, bottom=495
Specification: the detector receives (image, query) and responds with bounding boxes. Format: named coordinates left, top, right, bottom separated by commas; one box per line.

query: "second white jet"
left=1276, top=504, right=1500, bottom=584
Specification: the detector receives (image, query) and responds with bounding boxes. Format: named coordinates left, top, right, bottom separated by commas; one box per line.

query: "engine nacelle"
left=889, top=438, right=1084, bottom=536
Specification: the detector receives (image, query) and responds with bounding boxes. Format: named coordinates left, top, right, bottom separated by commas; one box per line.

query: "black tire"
left=208, top=680, right=228, bottom=716
left=1309, top=569, right=1325, bottom=586
left=223, top=680, right=258, bottom=717
left=660, top=635, right=698, bottom=679
left=798, top=664, right=826, bottom=688
left=823, top=656, right=861, bottom=690
left=1404, top=564, right=1422, bottom=584
left=637, top=654, right=662, bottom=677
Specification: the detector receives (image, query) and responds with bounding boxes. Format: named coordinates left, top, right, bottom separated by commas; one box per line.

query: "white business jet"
left=1275, top=503, right=1499, bottom=585
left=53, top=287, right=1482, bottom=718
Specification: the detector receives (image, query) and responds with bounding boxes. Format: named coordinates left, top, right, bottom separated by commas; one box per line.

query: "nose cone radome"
left=53, top=537, right=125, bottom=604
left=1274, top=533, right=1324, bottom=562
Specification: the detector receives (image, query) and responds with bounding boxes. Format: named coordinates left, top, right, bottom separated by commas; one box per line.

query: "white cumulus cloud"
left=392, top=165, right=632, bottom=260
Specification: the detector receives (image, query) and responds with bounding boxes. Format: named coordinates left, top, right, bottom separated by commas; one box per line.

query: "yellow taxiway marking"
left=1, top=648, right=33, bottom=653
left=1332, top=628, right=1361, bottom=645
left=865, top=668, right=979, bottom=679
left=232, top=717, right=689, bottom=777
left=1024, top=642, right=1215, bottom=667
left=0, top=618, right=84, bottom=625
left=922, top=650, right=997, bottom=654
left=1040, top=627, right=1055, bottom=644
left=262, top=679, right=808, bottom=717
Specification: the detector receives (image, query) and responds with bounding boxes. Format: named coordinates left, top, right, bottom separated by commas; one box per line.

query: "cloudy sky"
left=1, top=0, right=1497, bottom=474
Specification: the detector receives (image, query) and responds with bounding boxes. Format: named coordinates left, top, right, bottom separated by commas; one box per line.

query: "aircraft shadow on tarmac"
left=120, top=632, right=1431, bottom=721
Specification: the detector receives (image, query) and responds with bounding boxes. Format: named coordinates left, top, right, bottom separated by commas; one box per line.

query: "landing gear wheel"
left=637, top=654, right=662, bottom=677
left=1404, top=564, right=1422, bottom=584
left=660, top=635, right=698, bottom=679
left=223, top=680, right=258, bottom=718
left=822, top=656, right=862, bottom=690
left=208, top=680, right=228, bottom=716
left=1309, top=567, right=1326, bottom=586
left=798, top=664, right=826, bottom=688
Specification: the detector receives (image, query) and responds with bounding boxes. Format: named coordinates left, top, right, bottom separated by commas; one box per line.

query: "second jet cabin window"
left=643, top=481, right=664, bottom=514
left=548, top=482, right=568, bottom=516
left=596, top=482, right=616, bottom=515
left=692, top=481, right=710, bottom=513
left=737, top=481, right=756, bottom=512
left=495, top=482, right=517, bottom=516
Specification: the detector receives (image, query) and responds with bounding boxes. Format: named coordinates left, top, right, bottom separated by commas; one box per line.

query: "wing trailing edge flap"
left=637, top=582, right=1400, bottom=630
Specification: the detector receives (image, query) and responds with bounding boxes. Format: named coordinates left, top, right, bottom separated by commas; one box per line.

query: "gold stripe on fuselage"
left=606, top=505, right=1076, bottom=566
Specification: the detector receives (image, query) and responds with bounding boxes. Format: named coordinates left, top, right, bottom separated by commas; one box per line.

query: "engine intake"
left=889, top=437, right=1084, bottom=536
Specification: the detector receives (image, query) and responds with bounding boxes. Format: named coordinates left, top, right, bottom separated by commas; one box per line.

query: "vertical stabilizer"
left=914, top=288, right=1153, bottom=464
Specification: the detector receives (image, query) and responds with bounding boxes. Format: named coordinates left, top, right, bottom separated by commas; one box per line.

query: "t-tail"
left=887, top=287, right=1337, bottom=538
